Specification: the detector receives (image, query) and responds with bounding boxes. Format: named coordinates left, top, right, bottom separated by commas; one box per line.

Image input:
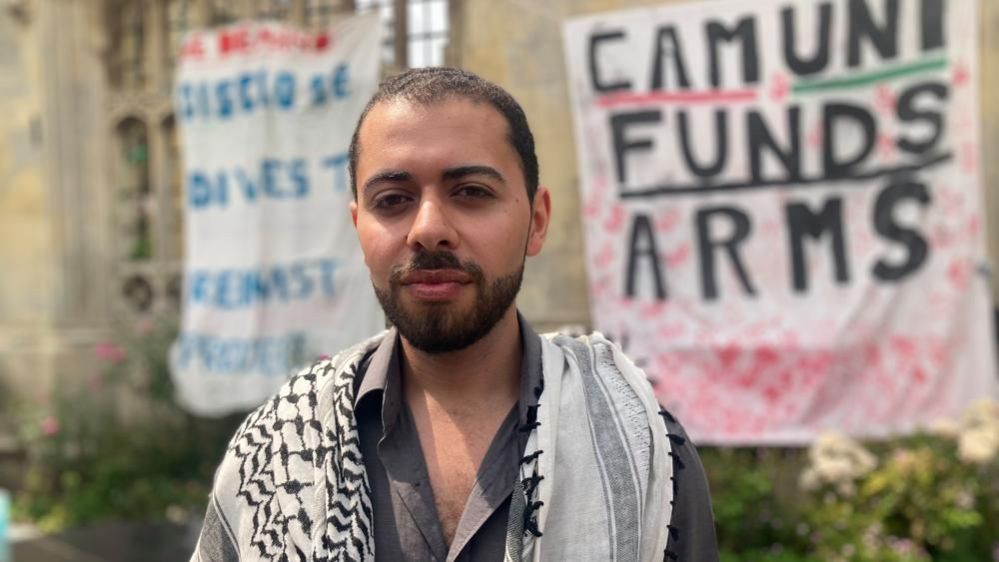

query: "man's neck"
left=399, top=308, right=522, bottom=417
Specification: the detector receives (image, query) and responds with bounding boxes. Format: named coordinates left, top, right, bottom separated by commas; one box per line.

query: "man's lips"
left=399, top=269, right=471, bottom=301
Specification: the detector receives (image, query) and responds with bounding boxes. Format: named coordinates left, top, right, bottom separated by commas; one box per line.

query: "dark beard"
left=373, top=250, right=523, bottom=354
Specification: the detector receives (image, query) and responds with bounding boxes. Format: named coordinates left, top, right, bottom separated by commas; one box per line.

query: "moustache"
left=389, top=251, right=485, bottom=283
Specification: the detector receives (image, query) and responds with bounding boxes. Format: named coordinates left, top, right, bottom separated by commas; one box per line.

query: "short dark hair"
left=348, top=67, right=539, bottom=202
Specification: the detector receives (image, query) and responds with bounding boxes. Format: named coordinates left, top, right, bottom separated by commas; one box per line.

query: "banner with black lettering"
left=564, top=0, right=998, bottom=443
left=170, top=16, right=383, bottom=416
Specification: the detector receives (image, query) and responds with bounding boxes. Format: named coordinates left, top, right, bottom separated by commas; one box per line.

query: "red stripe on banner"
left=596, top=89, right=758, bottom=108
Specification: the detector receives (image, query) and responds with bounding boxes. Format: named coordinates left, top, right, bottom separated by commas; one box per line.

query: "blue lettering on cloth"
left=187, top=258, right=339, bottom=309
left=187, top=153, right=345, bottom=209
left=173, top=332, right=308, bottom=376
left=176, top=63, right=351, bottom=122
left=321, top=153, right=349, bottom=193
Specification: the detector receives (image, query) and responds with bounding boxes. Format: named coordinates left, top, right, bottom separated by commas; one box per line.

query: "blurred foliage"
left=10, top=319, right=245, bottom=532
left=704, top=402, right=999, bottom=562
left=704, top=447, right=818, bottom=562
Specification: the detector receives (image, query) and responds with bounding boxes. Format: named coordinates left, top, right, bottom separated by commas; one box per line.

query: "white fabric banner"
left=563, top=0, right=998, bottom=444
left=170, top=16, right=384, bottom=416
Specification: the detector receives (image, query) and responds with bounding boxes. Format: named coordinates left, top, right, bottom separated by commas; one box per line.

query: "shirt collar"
left=516, top=313, right=544, bottom=426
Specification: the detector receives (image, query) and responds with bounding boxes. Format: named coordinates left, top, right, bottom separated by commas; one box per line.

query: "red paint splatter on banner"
left=939, top=188, right=963, bottom=214
left=807, top=123, right=823, bottom=148
left=890, top=336, right=916, bottom=359
left=753, top=345, right=780, bottom=370
left=656, top=208, right=682, bottom=232
left=657, top=324, right=686, bottom=340
left=968, top=215, right=980, bottom=237
left=654, top=354, right=679, bottom=378
left=719, top=344, right=741, bottom=370
left=854, top=229, right=874, bottom=254
left=948, top=259, right=971, bottom=289
left=864, top=344, right=881, bottom=369
left=617, top=296, right=638, bottom=312
left=953, top=111, right=974, bottom=133
left=584, top=201, right=601, bottom=219
left=801, top=351, right=834, bottom=383
left=665, top=244, right=691, bottom=267
left=874, top=85, right=896, bottom=114
left=734, top=367, right=760, bottom=390
left=641, top=301, right=667, bottom=319
left=592, top=275, right=613, bottom=296
left=777, top=369, right=793, bottom=389
left=931, top=224, right=953, bottom=248
left=770, top=72, right=790, bottom=102
left=961, top=141, right=978, bottom=173
left=651, top=333, right=972, bottom=439
left=877, top=133, right=895, bottom=160
left=928, top=290, right=949, bottom=310
left=761, top=385, right=783, bottom=404
left=604, top=205, right=626, bottom=232
left=595, top=243, right=615, bottom=269
left=953, top=61, right=970, bottom=87
left=585, top=176, right=610, bottom=219
left=779, top=330, right=799, bottom=347
left=930, top=341, right=951, bottom=369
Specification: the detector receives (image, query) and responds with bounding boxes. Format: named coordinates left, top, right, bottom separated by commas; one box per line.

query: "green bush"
left=11, top=319, right=244, bottom=532
left=703, top=400, right=999, bottom=562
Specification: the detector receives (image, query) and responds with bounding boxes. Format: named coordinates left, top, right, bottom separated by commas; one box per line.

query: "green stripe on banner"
left=793, top=56, right=949, bottom=95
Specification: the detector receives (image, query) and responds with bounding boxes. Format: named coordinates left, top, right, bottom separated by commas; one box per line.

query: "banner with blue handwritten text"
left=564, top=0, right=998, bottom=444
left=170, top=16, right=383, bottom=416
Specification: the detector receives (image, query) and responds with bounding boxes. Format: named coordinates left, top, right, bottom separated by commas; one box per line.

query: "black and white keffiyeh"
left=192, top=331, right=676, bottom=562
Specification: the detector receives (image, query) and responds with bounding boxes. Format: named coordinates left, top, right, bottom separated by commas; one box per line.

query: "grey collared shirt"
left=352, top=316, right=719, bottom=562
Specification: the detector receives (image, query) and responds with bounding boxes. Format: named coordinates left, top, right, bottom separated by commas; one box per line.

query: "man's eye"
left=454, top=185, right=493, bottom=199
left=372, top=193, right=412, bottom=209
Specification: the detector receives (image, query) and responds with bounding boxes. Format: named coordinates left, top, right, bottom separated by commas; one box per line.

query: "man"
left=192, top=67, right=719, bottom=562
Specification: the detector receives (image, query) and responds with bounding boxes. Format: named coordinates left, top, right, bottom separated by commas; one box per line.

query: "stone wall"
left=0, top=1, right=112, bottom=403
left=0, top=4, right=57, bottom=399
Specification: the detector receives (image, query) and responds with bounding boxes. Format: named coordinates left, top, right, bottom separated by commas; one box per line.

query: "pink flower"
left=95, top=342, right=126, bottom=363
left=40, top=416, right=60, bottom=436
left=135, top=318, right=155, bottom=335
left=87, top=373, right=104, bottom=391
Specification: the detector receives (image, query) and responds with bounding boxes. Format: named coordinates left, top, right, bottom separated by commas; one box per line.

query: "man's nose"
left=406, top=198, right=459, bottom=251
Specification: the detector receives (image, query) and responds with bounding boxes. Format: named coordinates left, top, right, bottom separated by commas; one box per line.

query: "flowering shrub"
left=705, top=398, right=999, bottom=562
left=799, top=433, right=877, bottom=496
left=11, top=320, right=244, bottom=532
left=796, top=400, right=999, bottom=562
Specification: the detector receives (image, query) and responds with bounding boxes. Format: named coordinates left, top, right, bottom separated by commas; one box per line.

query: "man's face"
left=351, top=97, right=550, bottom=353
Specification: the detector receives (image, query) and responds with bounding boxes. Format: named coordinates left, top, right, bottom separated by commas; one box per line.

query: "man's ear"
left=350, top=200, right=358, bottom=228
left=526, top=186, right=551, bottom=257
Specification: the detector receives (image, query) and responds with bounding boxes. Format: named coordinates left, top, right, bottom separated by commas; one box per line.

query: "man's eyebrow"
left=362, top=170, right=412, bottom=193
left=442, top=165, right=506, bottom=184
